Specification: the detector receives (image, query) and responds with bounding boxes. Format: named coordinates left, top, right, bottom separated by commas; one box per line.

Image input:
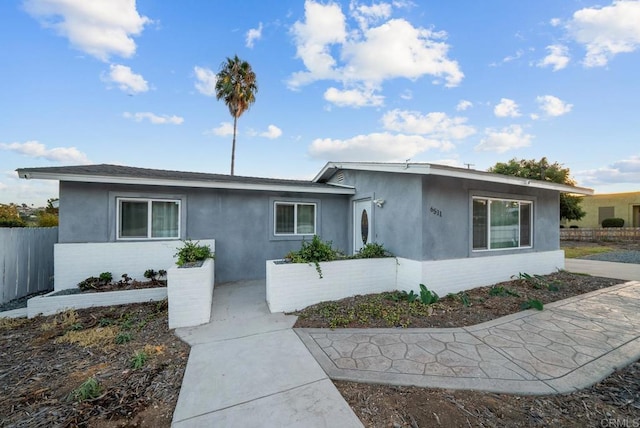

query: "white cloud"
left=288, top=1, right=346, bottom=87
left=260, top=125, right=282, bottom=139
left=567, top=0, right=640, bottom=67
left=246, top=22, right=263, bottom=48
left=381, top=109, right=476, bottom=140
left=537, top=44, right=570, bottom=71
left=324, top=86, right=384, bottom=107
left=400, top=89, right=412, bottom=100
left=24, top=0, right=151, bottom=61
left=578, top=155, right=640, bottom=185
left=209, top=122, right=234, bottom=136
left=475, top=125, right=533, bottom=153
left=494, top=98, right=521, bottom=118
left=536, top=95, right=573, bottom=117
left=123, top=112, right=184, bottom=125
left=456, top=100, right=472, bottom=111
left=349, top=1, right=392, bottom=30
left=0, top=140, right=90, bottom=164
left=288, top=0, right=463, bottom=106
left=194, top=66, right=217, bottom=96
left=550, top=18, right=562, bottom=27
left=103, top=64, right=149, bottom=93
left=502, top=49, right=523, bottom=63
left=309, top=132, right=453, bottom=161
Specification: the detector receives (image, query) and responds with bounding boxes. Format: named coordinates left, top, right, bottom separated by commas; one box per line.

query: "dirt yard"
left=0, top=302, right=189, bottom=427
left=1, top=241, right=638, bottom=427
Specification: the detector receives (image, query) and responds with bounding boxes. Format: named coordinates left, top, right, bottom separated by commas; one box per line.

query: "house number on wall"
left=430, top=206, right=443, bottom=217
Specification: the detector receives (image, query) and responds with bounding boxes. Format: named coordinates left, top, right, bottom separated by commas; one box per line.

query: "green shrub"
left=285, top=235, right=341, bottom=278
left=69, top=377, right=101, bottom=402
left=355, top=242, right=393, bottom=258
left=418, top=284, right=439, bottom=305
left=569, top=225, right=579, bottom=229
left=602, top=218, right=624, bottom=228
left=175, top=240, right=215, bottom=266
left=0, top=218, right=26, bottom=227
left=131, top=350, right=148, bottom=369
left=37, top=212, right=59, bottom=227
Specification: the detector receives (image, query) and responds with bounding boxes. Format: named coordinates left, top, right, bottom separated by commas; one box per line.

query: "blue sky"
left=1, top=0, right=639, bottom=206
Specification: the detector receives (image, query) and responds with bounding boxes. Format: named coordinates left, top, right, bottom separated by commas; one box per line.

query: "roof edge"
left=313, top=161, right=594, bottom=195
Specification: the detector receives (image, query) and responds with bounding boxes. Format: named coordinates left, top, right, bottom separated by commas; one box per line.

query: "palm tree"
left=215, top=55, right=258, bottom=175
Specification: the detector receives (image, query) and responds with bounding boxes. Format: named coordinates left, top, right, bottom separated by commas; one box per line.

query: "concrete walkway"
left=171, top=280, right=363, bottom=427
left=298, top=280, right=640, bottom=395
left=171, top=260, right=639, bottom=426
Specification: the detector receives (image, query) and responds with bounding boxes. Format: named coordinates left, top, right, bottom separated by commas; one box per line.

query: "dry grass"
left=0, top=317, right=28, bottom=330
left=40, top=309, right=80, bottom=331
left=55, top=325, right=119, bottom=348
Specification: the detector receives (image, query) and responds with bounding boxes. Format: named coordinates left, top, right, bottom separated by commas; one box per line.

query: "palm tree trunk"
left=231, top=115, right=237, bottom=175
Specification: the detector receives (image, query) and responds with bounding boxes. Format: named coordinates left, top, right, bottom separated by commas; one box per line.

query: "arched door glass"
left=360, top=209, right=369, bottom=245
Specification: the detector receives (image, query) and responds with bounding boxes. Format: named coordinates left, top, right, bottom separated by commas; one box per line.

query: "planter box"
left=266, top=257, right=397, bottom=313
left=27, top=288, right=168, bottom=318
left=167, top=258, right=215, bottom=329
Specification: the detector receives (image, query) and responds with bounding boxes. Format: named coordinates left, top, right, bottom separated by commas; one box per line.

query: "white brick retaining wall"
left=266, top=258, right=397, bottom=313
left=266, top=251, right=565, bottom=313
left=54, top=239, right=215, bottom=291
left=167, top=258, right=215, bottom=329
left=27, top=287, right=167, bottom=318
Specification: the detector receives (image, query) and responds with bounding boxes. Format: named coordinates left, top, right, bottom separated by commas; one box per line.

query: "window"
left=118, top=198, right=180, bottom=239
left=472, top=197, right=532, bottom=250
left=274, top=202, right=316, bottom=235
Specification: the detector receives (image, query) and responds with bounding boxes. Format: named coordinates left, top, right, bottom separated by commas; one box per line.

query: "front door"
left=353, top=199, right=372, bottom=253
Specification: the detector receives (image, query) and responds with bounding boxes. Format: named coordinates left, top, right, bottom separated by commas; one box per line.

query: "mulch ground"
left=327, top=270, right=640, bottom=427
left=1, top=241, right=638, bottom=427
left=0, top=302, right=189, bottom=427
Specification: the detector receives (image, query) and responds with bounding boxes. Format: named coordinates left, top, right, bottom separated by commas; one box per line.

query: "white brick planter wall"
left=27, top=287, right=168, bottom=318
left=167, top=258, right=215, bottom=329
left=397, top=250, right=566, bottom=297
left=266, top=258, right=397, bottom=313
left=54, top=239, right=216, bottom=291
left=266, top=251, right=565, bottom=313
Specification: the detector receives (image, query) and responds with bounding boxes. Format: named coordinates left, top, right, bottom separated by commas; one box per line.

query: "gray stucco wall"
left=421, top=175, right=560, bottom=260
left=339, top=170, right=424, bottom=259
left=337, top=170, right=561, bottom=261
left=59, top=181, right=349, bottom=283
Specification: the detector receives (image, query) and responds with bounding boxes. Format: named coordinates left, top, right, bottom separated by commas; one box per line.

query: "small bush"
left=131, top=350, right=148, bottom=369
left=569, top=225, right=579, bottom=229
left=69, top=377, right=101, bottom=402
left=37, top=212, right=59, bottom=227
left=0, top=218, right=26, bottom=227
left=355, top=242, right=393, bottom=258
left=418, top=284, right=439, bottom=305
left=520, top=299, right=544, bottom=311
left=285, top=235, right=341, bottom=278
left=78, top=273, right=112, bottom=291
left=602, top=218, right=624, bottom=228
left=175, top=240, right=214, bottom=266
left=115, top=332, right=133, bottom=344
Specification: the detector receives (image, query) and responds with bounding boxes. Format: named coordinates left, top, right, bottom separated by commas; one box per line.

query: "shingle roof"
left=16, top=164, right=355, bottom=194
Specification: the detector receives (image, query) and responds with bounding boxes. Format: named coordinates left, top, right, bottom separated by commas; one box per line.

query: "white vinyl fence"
left=0, top=227, right=57, bottom=304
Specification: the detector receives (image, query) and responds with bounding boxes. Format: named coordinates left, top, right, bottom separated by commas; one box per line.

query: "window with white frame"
left=274, top=202, right=316, bottom=235
left=472, top=197, right=532, bottom=250
left=118, top=198, right=180, bottom=239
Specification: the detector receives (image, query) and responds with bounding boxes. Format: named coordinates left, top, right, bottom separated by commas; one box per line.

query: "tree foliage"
left=488, top=157, right=586, bottom=221
left=215, top=55, right=258, bottom=176
left=0, top=203, right=26, bottom=227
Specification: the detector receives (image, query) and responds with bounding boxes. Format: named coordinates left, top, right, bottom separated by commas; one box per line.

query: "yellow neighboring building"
left=564, top=191, right=640, bottom=228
